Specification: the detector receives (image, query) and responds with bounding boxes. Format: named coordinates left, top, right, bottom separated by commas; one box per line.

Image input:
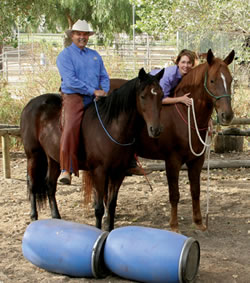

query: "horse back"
left=20, top=93, right=62, bottom=157
left=109, top=78, right=128, bottom=94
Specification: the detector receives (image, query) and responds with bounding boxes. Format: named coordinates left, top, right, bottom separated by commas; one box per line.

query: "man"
left=57, top=19, right=110, bottom=184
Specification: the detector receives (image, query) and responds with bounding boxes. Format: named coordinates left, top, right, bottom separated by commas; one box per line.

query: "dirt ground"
left=0, top=150, right=250, bottom=283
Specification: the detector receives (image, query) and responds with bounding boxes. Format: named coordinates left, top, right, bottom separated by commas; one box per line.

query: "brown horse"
left=110, top=49, right=235, bottom=232
left=20, top=68, right=164, bottom=231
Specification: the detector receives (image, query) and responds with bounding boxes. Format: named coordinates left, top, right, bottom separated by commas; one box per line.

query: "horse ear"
left=224, top=50, right=235, bottom=65
left=207, top=49, right=214, bottom=65
left=154, top=68, right=164, bottom=81
left=138, top=68, right=147, bottom=81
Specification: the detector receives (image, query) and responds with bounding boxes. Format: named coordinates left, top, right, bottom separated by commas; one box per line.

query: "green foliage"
left=134, top=0, right=249, bottom=36
left=0, top=0, right=50, bottom=44
left=0, top=86, right=23, bottom=125
left=233, top=87, right=250, bottom=118
left=1, top=0, right=134, bottom=46
left=133, top=0, right=249, bottom=60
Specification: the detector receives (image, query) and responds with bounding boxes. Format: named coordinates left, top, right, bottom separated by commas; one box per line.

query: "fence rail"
left=0, top=34, right=178, bottom=82
left=1, top=118, right=250, bottom=179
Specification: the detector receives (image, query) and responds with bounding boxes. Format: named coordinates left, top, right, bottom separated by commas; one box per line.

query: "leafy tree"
left=133, top=0, right=249, bottom=59
left=133, top=0, right=249, bottom=36
left=32, top=0, right=133, bottom=42
left=0, top=0, right=134, bottom=45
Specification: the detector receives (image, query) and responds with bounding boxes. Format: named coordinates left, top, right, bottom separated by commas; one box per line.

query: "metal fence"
left=0, top=32, right=249, bottom=85
left=0, top=33, right=178, bottom=83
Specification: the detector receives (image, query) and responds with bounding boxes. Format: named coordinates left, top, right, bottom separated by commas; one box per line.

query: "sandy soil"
left=0, top=151, right=250, bottom=283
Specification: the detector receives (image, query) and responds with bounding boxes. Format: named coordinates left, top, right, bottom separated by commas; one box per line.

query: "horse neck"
left=96, top=78, right=141, bottom=138
left=176, top=63, right=214, bottom=126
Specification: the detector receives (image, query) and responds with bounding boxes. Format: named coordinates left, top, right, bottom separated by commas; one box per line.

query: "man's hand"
left=94, top=89, right=107, bottom=99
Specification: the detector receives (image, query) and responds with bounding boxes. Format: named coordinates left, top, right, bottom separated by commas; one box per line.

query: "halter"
left=204, top=70, right=231, bottom=100
left=94, top=98, right=135, bottom=146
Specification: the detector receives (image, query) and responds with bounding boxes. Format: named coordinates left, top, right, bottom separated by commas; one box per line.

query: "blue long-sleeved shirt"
left=150, top=65, right=182, bottom=98
left=56, top=43, right=110, bottom=105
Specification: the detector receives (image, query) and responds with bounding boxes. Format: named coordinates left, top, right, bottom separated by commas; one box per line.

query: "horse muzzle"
left=217, top=111, right=234, bottom=126
left=148, top=124, right=163, bottom=138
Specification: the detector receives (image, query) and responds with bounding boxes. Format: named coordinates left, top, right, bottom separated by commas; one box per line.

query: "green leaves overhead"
left=133, top=0, right=249, bottom=37
left=1, top=0, right=249, bottom=46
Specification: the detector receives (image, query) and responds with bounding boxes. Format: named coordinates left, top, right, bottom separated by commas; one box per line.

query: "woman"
left=150, top=49, right=195, bottom=106
left=150, top=49, right=213, bottom=133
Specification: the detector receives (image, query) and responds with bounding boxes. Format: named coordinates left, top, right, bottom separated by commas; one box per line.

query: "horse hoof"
left=30, top=214, right=38, bottom=221
left=193, top=223, right=207, bottom=231
left=52, top=215, right=61, bottom=219
left=170, top=226, right=180, bottom=233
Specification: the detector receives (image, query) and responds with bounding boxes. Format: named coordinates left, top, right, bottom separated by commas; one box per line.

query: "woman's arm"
left=162, top=93, right=192, bottom=106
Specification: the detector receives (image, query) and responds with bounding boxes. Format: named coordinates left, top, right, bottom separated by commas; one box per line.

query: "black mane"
left=87, top=77, right=138, bottom=125
left=88, top=71, right=161, bottom=125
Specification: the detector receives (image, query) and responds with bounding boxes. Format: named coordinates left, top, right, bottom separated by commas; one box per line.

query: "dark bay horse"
left=20, top=68, right=164, bottom=231
left=110, top=49, right=235, bottom=232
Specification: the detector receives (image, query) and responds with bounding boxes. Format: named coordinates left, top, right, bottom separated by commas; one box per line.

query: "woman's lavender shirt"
left=150, top=65, right=182, bottom=98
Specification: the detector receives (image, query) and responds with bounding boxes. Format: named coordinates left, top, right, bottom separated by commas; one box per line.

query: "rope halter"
left=204, top=70, right=231, bottom=100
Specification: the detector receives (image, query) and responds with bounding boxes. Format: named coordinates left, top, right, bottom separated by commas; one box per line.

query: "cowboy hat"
left=71, top=19, right=95, bottom=35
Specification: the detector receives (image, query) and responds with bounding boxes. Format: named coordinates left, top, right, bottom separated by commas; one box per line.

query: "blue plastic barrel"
left=22, top=219, right=109, bottom=278
left=104, top=226, right=200, bottom=283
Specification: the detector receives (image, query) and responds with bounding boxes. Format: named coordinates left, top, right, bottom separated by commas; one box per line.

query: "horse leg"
left=27, top=172, right=37, bottom=221
left=105, top=177, right=124, bottom=231
left=94, top=191, right=105, bottom=229
left=26, top=150, right=48, bottom=221
left=92, top=170, right=107, bottom=230
left=165, top=160, right=182, bottom=233
left=46, top=157, right=61, bottom=219
left=187, top=158, right=207, bottom=231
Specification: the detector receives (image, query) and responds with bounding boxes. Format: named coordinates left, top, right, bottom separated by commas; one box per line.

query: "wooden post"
left=1, top=134, right=11, bottom=178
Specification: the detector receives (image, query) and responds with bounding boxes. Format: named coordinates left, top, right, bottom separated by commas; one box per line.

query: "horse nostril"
left=150, top=126, right=161, bottom=137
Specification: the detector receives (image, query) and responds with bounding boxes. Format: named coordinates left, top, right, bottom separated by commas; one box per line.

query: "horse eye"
left=210, top=80, right=214, bottom=83
left=141, top=95, right=145, bottom=99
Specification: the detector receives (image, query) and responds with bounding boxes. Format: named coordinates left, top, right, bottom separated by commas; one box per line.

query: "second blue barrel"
left=104, top=226, right=200, bottom=283
left=22, top=219, right=109, bottom=278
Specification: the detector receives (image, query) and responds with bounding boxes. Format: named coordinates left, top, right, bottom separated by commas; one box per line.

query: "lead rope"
left=94, top=98, right=135, bottom=146
left=205, top=137, right=211, bottom=228
left=188, top=98, right=212, bottom=228
left=134, top=154, right=153, bottom=192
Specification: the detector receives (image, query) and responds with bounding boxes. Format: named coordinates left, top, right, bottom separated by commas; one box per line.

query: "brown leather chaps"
left=60, top=93, right=84, bottom=176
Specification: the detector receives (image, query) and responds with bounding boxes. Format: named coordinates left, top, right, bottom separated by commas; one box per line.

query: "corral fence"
left=0, top=31, right=248, bottom=84
left=0, top=33, right=177, bottom=83
left=1, top=118, right=250, bottom=179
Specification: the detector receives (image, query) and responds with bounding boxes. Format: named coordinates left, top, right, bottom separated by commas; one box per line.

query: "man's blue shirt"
left=56, top=43, right=110, bottom=105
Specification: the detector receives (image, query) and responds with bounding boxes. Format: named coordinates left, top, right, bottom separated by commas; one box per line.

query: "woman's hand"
left=180, top=93, right=192, bottom=106
left=208, top=118, right=213, bottom=136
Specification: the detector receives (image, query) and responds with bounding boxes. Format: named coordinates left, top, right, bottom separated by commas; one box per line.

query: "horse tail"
left=27, top=149, right=49, bottom=209
left=82, top=170, right=93, bottom=205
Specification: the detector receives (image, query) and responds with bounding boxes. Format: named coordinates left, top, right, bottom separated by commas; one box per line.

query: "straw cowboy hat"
left=71, top=19, right=95, bottom=36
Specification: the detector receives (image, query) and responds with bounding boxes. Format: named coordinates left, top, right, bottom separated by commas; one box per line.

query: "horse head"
left=206, top=49, right=235, bottom=125
left=136, top=68, right=164, bottom=138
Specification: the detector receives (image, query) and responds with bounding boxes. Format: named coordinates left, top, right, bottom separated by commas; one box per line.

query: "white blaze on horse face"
left=221, top=72, right=227, bottom=93
left=151, top=88, right=157, bottom=96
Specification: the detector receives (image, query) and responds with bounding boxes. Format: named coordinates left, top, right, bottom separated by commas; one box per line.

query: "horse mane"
left=87, top=77, right=138, bottom=125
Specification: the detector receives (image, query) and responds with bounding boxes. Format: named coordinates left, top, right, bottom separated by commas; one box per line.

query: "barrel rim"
left=178, top=237, right=200, bottom=283
left=91, top=231, right=109, bottom=278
